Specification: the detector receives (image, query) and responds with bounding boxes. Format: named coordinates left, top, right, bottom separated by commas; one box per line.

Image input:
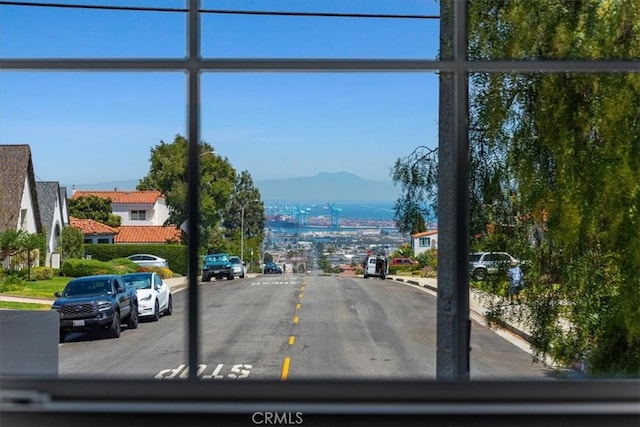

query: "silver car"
left=229, top=256, right=246, bottom=278
left=469, top=252, right=519, bottom=281
left=126, top=254, right=169, bottom=269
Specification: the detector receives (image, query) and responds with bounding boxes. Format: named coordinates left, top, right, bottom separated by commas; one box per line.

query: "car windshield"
left=205, top=255, right=227, bottom=263
left=229, top=257, right=241, bottom=264
left=62, top=279, right=112, bottom=297
left=469, top=254, right=482, bottom=262
left=122, top=275, right=152, bottom=290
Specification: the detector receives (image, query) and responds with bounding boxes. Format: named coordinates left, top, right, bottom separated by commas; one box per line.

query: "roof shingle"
left=115, top=226, right=181, bottom=244
left=70, top=216, right=119, bottom=236
left=71, top=190, right=162, bottom=205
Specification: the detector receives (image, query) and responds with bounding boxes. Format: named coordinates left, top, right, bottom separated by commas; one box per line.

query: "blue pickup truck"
left=52, top=274, right=138, bottom=343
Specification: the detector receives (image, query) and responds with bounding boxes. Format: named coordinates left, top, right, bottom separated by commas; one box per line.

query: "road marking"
left=295, top=303, right=301, bottom=310
left=155, top=363, right=252, bottom=380
left=288, top=336, right=295, bottom=346
left=281, top=357, right=291, bottom=380
left=298, top=293, right=303, bottom=299
left=293, top=316, right=299, bottom=325
left=300, top=285, right=305, bottom=291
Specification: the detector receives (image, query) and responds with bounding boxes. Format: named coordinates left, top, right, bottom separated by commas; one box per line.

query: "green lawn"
left=1, top=276, right=71, bottom=299
left=0, top=301, right=52, bottom=310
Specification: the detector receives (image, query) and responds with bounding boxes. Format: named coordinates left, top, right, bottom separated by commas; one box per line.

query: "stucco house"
left=71, top=190, right=170, bottom=226
left=35, top=181, right=70, bottom=268
left=411, top=230, right=438, bottom=256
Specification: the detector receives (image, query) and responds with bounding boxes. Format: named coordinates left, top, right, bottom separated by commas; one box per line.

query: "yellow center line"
left=299, top=293, right=303, bottom=299
left=300, top=285, right=305, bottom=291
left=288, top=335, right=295, bottom=346
left=281, top=357, right=290, bottom=381
left=293, top=316, right=299, bottom=324
left=296, top=303, right=301, bottom=310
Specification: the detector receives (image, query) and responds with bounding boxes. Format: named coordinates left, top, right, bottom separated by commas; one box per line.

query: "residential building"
left=411, top=230, right=438, bottom=256
left=0, top=145, right=43, bottom=235
left=35, top=181, right=69, bottom=268
left=70, top=190, right=171, bottom=226
left=70, top=216, right=118, bottom=245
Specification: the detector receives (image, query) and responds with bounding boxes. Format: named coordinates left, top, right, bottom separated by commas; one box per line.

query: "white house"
left=36, top=181, right=69, bottom=268
left=71, top=190, right=171, bottom=226
left=0, top=145, right=44, bottom=268
left=411, top=230, right=438, bottom=256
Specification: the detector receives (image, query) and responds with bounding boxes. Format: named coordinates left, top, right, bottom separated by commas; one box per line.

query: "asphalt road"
left=58, top=274, right=554, bottom=380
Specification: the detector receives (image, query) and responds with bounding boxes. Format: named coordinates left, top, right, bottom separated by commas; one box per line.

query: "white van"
left=363, top=256, right=388, bottom=279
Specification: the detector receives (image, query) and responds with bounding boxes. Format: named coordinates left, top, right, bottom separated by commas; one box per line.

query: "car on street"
left=126, top=254, right=169, bottom=268
left=469, top=251, right=520, bottom=281
left=121, top=272, right=173, bottom=321
left=202, top=252, right=234, bottom=281
left=263, top=262, right=283, bottom=274
left=52, top=274, right=138, bottom=342
left=229, top=256, right=246, bottom=278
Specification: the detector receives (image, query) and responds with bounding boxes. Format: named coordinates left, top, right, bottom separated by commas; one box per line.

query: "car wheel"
left=127, top=305, right=139, bottom=329
left=108, top=312, right=121, bottom=338
left=165, top=295, right=173, bottom=316
left=240, top=273, right=245, bottom=278
left=59, top=330, right=66, bottom=343
left=363, top=274, right=369, bottom=279
left=227, top=274, right=234, bottom=280
left=152, top=300, right=160, bottom=322
left=473, top=269, right=487, bottom=281
left=203, top=275, right=210, bottom=282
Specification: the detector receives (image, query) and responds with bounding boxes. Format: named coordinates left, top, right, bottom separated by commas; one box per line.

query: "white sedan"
left=126, top=254, right=169, bottom=268
left=122, top=272, right=172, bottom=321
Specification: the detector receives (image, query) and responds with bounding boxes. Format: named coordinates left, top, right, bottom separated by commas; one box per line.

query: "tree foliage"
left=393, top=0, right=640, bottom=376
left=59, top=225, right=84, bottom=261
left=68, top=195, right=121, bottom=227
left=138, top=134, right=265, bottom=257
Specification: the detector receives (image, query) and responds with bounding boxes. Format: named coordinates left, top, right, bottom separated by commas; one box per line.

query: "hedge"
left=61, top=259, right=121, bottom=277
left=84, top=244, right=187, bottom=275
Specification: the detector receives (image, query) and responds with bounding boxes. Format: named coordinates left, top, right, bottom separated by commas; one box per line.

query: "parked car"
left=469, top=252, right=520, bottom=281
left=126, top=254, right=169, bottom=268
left=263, top=262, right=283, bottom=274
left=121, top=272, right=172, bottom=321
left=202, top=252, right=234, bottom=281
left=52, top=275, right=138, bottom=342
left=391, top=257, right=419, bottom=266
left=229, top=256, right=246, bottom=278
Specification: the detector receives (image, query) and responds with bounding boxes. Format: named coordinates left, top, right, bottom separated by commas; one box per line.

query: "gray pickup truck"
left=52, top=274, right=138, bottom=342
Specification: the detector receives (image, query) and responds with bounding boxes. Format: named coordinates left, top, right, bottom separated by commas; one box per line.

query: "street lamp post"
left=241, top=199, right=260, bottom=265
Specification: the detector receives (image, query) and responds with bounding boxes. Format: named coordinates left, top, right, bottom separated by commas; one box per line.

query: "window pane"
left=201, top=0, right=439, bottom=59
left=0, top=0, right=187, bottom=58
left=468, top=71, right=639, bottom=379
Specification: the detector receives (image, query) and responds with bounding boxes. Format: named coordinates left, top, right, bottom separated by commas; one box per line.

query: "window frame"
left=1, top=0, right=638, bottom=423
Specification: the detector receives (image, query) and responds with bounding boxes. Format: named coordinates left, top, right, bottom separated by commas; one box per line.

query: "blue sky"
left=0, top=0, right=440, bottom=186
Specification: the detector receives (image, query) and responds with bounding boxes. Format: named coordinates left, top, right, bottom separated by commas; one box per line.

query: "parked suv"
left=469, top=252, right=519, bottom=281
left=202, top=252, right=234, bottom=281
left=52, top=275, right=138, bottom=342
left=229, top=256, right=246, bottom=278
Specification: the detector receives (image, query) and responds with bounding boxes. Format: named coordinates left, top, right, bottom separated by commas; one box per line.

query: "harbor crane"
left=326, top=202, right=341, bottom=227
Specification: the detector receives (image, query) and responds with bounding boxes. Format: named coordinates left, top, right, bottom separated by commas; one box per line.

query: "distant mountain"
left=64, top=172, right=401, bottom=203
left=62, top=180, right=140, bottom=192
left=255, top=172, right=400, bottom=202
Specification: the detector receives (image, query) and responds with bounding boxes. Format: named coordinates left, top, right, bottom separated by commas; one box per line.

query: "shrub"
left=60, top=258, right=120, bottom=277
left=109, top=258, right=140, bottom=274
left=84, top=244, right=187, bottom=275
left=389, top=265, right=417, bottom=275
left=0, top=274, right=26, bottom=293
left=29, top=266, right=55, bottom=281
left=138, top=266, right=174, bottom=279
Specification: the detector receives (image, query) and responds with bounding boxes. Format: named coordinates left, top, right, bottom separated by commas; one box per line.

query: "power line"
left=0, top=1, right=439, bottom=19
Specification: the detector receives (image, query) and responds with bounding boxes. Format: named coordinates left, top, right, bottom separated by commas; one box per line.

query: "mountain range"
left=65, top=172, right=400, bottom=202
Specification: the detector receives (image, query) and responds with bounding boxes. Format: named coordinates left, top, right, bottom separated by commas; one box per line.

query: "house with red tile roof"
left=70, top=216, right=119, bottom=244
left=411, top=229, right=438, bottom=256
left=71, top=190, right=171, bottom=227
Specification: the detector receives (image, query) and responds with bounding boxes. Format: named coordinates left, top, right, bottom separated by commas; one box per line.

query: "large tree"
left=68, top=195, right=121, bottom=227
left=392, top=0, right=640, bottom=376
